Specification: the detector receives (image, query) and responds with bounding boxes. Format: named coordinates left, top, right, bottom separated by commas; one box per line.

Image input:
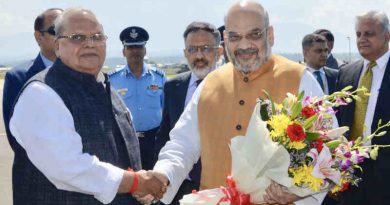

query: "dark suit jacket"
left=324, top=66, right=338, bottom=95
left=156, top=71, right=191, bottom=146
left=326, top=53, right=342, bottom=69
left=156, top=71, right=202, bottom=205
left=336, top=57, right=390, bottom=205
left=2, top=54, right=47, bottom=151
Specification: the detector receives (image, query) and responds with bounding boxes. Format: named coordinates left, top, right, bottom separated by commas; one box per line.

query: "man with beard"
left=155, top=21, right=222, bottom=205
left=109, top=26, right=166, bottom=170
left=152, top=1, right=325, bottom=204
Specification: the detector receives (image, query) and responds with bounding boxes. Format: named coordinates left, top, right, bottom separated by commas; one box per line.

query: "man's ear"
left=385, top=31, right=390, bottom=43
left=267, top=26, right=274, bottom=47
left=34, top=31, right=42, bottom=46
left=122, top=47, right=126, bottom=57
left=54, top=39, right=60, bottom=57
left=183, top=48, right=189, bottom=59
left=217, top=46, right=223, bottom=57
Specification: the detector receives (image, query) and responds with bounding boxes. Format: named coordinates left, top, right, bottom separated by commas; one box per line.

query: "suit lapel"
left=324, top=68, right=335, bottom=94
left=173, top=72, right=191, bottom=114
left=26, top=54, right=47, bottom=78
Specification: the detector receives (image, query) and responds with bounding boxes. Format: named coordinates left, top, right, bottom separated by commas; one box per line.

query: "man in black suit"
left=155, top=22, right=222, bottom=205
left=2, top=8, right=63, bottom=203
left=302, top=34, right=338, bottom=95
left=314, top=29, right=344, bottom=69
left=336, top=11, right=390, bottom=205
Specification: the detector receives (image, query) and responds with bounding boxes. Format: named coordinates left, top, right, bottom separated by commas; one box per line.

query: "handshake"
left=119, top=169, right=169, bottom=205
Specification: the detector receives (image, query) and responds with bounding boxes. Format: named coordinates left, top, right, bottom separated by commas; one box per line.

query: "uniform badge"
left=117, top=88, right=128, bottom=96
left=130, top=29, right=138, bottom=39
left=147, top=84, right=162, bottom=91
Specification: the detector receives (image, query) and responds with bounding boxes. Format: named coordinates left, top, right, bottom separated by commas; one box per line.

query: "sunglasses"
left=40, top=26, right=56, bottom=36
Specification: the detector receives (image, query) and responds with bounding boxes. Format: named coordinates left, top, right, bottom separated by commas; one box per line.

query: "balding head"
left=54, top=8, right=103, bottom=37
left=54, top=7, right=106, bottom=76
left=225, top=1, right=269, bottom=31
left=223, top=1, right=274, bottom=73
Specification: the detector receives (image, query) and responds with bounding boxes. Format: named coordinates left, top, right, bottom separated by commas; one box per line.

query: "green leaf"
left=376, top=131, right=387, bottom=137
left=342, top=85, right=353, bottom=92
left=291, top=102, right=302, bottom=119
left=306, top=132, right=320, bottom=141
left=260, top=102, right=270, bottom=121
left=303, top=115, right=318, bottom=129
left=325, top=140, right=342, bottom=149
left=297, top=91, right=305, bottom=102
left=263, top=90, right=275, bottom=115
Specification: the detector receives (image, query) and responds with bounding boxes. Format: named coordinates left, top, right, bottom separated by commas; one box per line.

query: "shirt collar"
left=39, top=52, right=54, bottom=68
left=306, top=66, right=325, bottom=74
left=363, top=50, right=390, bottom=71
left=189, top=72, right=200, bottom=87
left=126, top=63, right=149, bottom=77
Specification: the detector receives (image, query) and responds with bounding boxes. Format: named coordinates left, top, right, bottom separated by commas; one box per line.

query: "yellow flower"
left=290, top=165, right=324, bottom=192
left=287, top=141, right=307, bottom=150
left=267, top=114, right=292, bottom=141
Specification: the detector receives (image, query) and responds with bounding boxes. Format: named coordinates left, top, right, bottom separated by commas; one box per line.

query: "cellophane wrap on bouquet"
left=180, top=87, right=390, bottom=205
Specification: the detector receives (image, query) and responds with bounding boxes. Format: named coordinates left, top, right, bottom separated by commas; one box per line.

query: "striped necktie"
left=350, top=61, right=376, bottom=140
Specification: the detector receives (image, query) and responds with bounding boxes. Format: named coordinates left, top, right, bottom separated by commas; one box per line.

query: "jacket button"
left=239, top=100, right=245, bottom=105
left=236, top=124, right=242, bottom=130
left=243, top=77, right=249, bottom=82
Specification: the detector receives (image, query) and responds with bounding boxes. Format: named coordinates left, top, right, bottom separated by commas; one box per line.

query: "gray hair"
left=183, top=21, right=221, bottom=46
left=54, top=7, right=103, bottom=37
left=356, top=11, right=389, bottom=32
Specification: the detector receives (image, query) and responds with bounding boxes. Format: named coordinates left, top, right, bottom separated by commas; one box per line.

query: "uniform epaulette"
left=108, top=67, right=124, bottom=76
left=150, top=67, right=165, bottom=77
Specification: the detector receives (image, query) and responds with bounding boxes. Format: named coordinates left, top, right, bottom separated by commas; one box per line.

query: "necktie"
left=350, top=61, right=376, bottom=140
left=313, top=71, right=325, bottom=91
left=196, top=79, right=203, bottom=87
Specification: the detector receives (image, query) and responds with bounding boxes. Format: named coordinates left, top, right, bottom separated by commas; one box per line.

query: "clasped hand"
left=132, top=170, right=168, bottom=204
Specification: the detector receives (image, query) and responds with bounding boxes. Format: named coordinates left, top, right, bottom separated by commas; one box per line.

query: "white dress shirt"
left=39, top=52, right=54, bottom=68
left=10, top=73, right=124, bottom=204
left=184, top=72, right=200, bottom=107
left=361, top=50, right=390, bottom=140
left=306, top=66, right=329, bottom=95
left=154, top=69, right=327, bottom=204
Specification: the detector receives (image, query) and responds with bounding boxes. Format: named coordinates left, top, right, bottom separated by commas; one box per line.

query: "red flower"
left=286, top=123, right=306, bottom=142
left=340, top=182, right=349, bottom=192
left=312, top=139, right=324, bottom=153
left=301, top=107, right=316, bottom=118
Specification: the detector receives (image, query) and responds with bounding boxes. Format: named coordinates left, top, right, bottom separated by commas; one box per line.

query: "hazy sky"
left=0, top=0, right=389, bottom=62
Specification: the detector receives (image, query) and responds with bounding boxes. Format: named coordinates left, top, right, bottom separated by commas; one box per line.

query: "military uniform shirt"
left=109, top=63, right=165, bottom=131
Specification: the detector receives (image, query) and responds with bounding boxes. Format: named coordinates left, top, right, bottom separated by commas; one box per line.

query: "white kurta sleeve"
left=9, top=82, right=124, bottom=204
left=154, top=82, right=204, bottom=204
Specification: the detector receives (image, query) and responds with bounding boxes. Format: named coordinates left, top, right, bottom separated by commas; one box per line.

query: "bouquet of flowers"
left=180, top=86, right=390, bottom=205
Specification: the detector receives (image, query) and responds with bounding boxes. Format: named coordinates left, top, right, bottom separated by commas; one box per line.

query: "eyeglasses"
left=227, top=28, right=267, bottom=42
left=356, top=31, right=377, bottom=38
left=186, top=45, right=219, bottom=55
left=40, top=26, right=56, bottom=36
left=57, top=33, right=108, bottom=45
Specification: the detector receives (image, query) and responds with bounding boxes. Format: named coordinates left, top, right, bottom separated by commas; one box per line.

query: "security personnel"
left=109, top=26, right=166, bottom=170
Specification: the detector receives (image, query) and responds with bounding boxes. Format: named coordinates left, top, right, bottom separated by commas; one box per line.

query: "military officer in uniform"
left=109, top=26, right=166, bottom=170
